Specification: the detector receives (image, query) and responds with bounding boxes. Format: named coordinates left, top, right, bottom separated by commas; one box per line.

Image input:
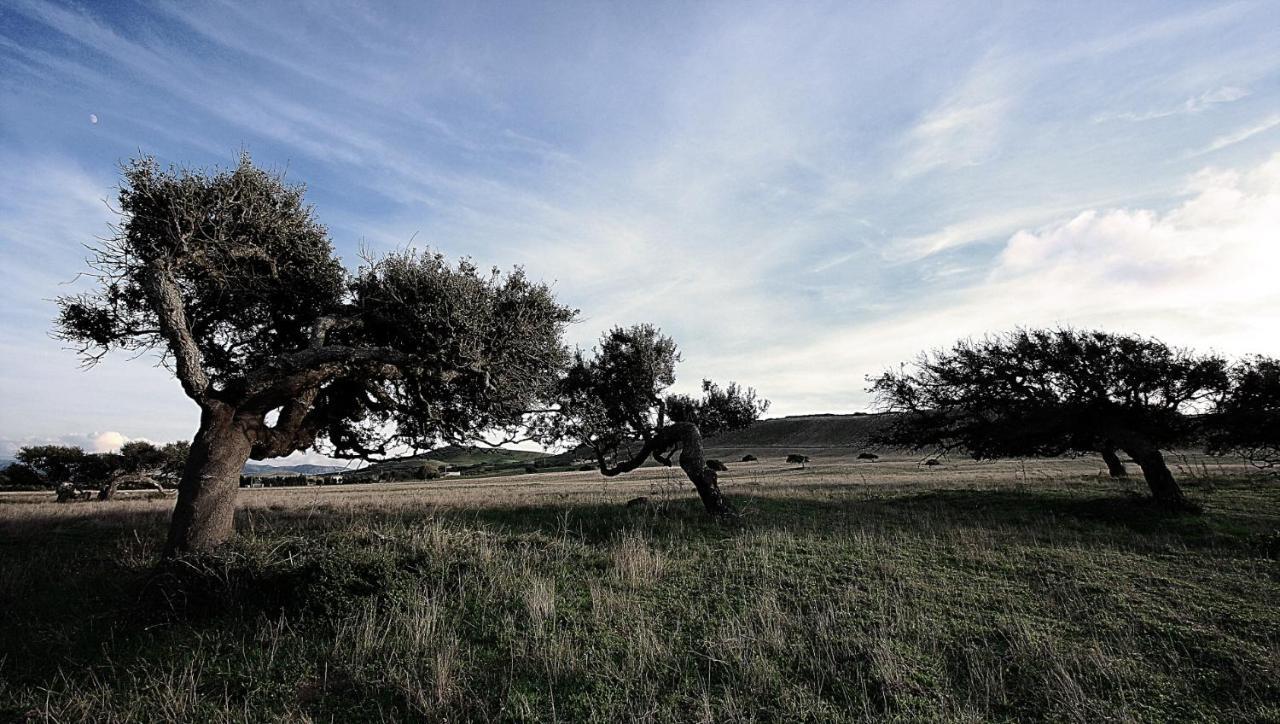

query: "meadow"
left=2, top=453, right=1277, bottom=722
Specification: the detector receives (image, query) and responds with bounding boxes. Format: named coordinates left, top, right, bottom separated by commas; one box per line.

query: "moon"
left=89, top=114, right=98, bottom=125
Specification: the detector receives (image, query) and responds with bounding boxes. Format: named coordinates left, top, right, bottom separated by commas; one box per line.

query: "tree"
left=159, top=441, right=190, bottom=483
left=869, top=329, right=1227, bottom=512
left=551, top=325, right=767, bottom=517
left=96, top=441, right=168, bottom=500
left=1207, top=356, right=1280, bottom=470
left=1, top=463, right=43, bottom=488
left=15, top=445, right=87, bottom=486
left=56, top=155, right=574, bottom=554
left=120, top=441, right=166, bottom=474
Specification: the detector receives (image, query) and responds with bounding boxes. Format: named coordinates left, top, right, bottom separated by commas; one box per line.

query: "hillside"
left=349, top=445, right=551, bottom=481
left=242, top=463, right=348, bottom=477
left=704, top=412, right=894, bottom=454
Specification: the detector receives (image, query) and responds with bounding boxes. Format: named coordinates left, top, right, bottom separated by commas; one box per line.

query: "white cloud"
left=724, top=153, right=1280, bottom=415
left=992, top=153, right=1280, bottom=320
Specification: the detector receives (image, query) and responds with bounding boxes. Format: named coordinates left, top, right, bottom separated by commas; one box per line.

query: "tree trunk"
left=670, top=425, right=736, bottom=518
left=163, top=404, right=254, bottom=556
left=97, top=478, right=120, bottom=501
left=1099, top=447, right=1127, bottom=478
left=1121, top=444, right=1198, bottom=512
left=598, top=421, right=737, bottom=518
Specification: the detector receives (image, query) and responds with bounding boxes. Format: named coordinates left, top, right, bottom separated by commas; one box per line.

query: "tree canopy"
left=870, top=328, right=1228, bottom=510
left=56, top=155, right=576, bottom=552
left=1208, top=356, right=1280, bottom=470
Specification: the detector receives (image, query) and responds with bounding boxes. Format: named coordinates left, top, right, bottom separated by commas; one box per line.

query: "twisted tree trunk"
left=670, top=425, right=735, bottom=517
left=1099, top=446, right=1127, bottom=478
left=1120, top=443, right=1197, bottom=512
left=597, top=421, right=736, bottom=518
left=163, top=404, right=255, bottom=556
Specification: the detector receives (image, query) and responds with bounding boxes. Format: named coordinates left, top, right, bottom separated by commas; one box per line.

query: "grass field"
left=2, top=453, right=1277, bottom=722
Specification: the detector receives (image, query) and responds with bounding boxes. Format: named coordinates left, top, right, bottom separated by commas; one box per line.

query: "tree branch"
left=142, top=260, right=211, bottom=404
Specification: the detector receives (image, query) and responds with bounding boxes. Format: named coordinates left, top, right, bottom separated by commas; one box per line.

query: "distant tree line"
left=3, top=440, right=189, bottom=499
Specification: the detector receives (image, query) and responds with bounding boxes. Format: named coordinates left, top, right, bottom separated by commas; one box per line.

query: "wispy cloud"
left=1191, top=114, right=1280, bottom=156
left=1096, top=86, right=1250, bottom=123
left=2, top=0, right=1279, bottom=442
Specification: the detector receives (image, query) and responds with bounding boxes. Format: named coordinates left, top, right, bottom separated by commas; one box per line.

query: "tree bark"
left=1121, top=443, right=1198, bottom=512
left=669, top=424, right=736, bottom=518
left=597, top=422, right=737, bottom=518
left=97, top=478, right=120, bottom=501
left=163, top=404, right=255, bottom=556
left=1099, top=446, right=1127, bottom=478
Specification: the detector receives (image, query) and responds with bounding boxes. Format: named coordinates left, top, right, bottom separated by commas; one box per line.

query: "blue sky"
left=2, top=1, right=1279, bottom=461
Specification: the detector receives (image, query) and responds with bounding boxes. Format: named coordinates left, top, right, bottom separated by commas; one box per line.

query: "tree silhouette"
left=15, top=445, right=86, bottom=485
left=56, top=155, right=574, bottom=554
left=551, top=325, right=767, bottom=517
left=870, top=329, right=1227, bottom=511
left=1208, top=356, right=1280, bottom=470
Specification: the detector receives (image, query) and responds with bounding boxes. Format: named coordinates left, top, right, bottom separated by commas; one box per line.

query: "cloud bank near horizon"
left=2, top=1, right=1279, bottom=461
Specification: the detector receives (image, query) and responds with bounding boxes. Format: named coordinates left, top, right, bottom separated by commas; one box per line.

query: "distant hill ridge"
left=241, top=463, right=348, bottom=477
left=704, top=412, right=893, bottom=452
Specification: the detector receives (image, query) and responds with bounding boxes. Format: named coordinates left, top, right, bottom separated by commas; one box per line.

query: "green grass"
left=2, top=475, right=1278, bottom=722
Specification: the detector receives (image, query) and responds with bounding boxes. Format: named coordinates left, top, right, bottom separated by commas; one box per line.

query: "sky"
left=1, top=0, right=1279, bottom=463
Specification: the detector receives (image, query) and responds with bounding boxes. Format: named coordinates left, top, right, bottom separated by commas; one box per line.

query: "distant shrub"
left=525, top=465, right=538, bottom=474
left=706, top=459, right=728, bottom=472
left=786, top=454, right=809, bottom=468
left=857, top=452, right=879, bottom=461
left=741, top=454, right=757, bottom=462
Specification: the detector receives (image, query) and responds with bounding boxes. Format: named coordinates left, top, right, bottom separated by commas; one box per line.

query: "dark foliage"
left=666, top=379, right=768, bottom=437
left=870, top=329, right=1226, bottom=458
left=56, top=154, right=576, bottom=464
left=15, top=445, right=87, bottom=484
left=1208, top=356, right=1280, bottom=469
left=869, top=328, right=1227, bottom=510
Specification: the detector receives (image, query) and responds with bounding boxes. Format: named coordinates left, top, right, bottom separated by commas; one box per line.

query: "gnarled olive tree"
left=57, top=155, right=574, bottom=554
left=870, top=329, right=1227, bottom=512
left=551, top=325, right=768, bottom=517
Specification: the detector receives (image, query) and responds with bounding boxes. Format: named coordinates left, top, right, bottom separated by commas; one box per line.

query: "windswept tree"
left=15, top=445, right=87, bottom=485
left=97, top=440, right=170, bottom=499
left=1208, top=356, right=1280, bottom=470
left=551, top=325, right=768, bottom=517
left=870, top=329, right=1227, bottom=512
left=56, top=155, right=575, bottom=554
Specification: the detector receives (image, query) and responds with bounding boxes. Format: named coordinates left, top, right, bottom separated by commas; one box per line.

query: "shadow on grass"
left=4, top=478, right=1275, bottom=552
